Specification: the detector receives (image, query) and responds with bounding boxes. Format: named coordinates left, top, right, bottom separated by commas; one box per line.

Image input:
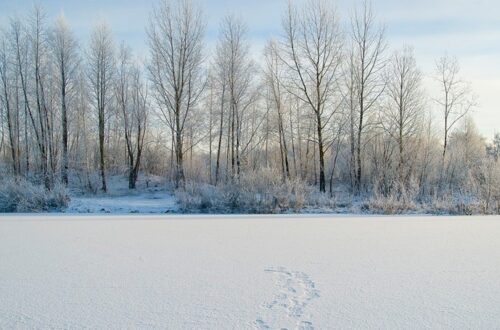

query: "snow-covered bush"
left=175, top=182, right=221, bottom=212
left=364, top=179, right=419, bottom=214
left=365, top=194, right=417, bottom=214
left=423, top=193, right=499, bottom=215
left=305, top=190, right=338, bottom=210
left=0, top=178, right=70, bottom=213
left=176, top=169, right=312, bottom=213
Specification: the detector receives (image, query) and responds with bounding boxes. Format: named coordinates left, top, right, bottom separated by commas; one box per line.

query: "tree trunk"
left=215, top=88, right=225, bottom=185
left=61, top=70, right=69, bottom=185
left=356, top=109, right=363, bottom=194
left=316, top=111, right=326, bottom=193
left=99, top=98, right=107, bottom=192
left=175, top=108, right=185, bottom=188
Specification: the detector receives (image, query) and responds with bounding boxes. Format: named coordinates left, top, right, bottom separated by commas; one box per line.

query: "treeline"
left=0, top=0, right=499, bottom=213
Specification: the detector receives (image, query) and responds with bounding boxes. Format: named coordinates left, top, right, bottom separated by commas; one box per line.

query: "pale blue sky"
left=0, top=0, right=499, bottom=137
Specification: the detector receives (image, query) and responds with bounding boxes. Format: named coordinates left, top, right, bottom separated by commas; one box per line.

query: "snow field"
left=1, top=215, right=500, bottom=329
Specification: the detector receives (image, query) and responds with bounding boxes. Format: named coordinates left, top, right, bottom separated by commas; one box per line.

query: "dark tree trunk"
left=215, top=88, right=225, bottom=185
left=61, top=69, right=69, bottom=186
left=316, top=111, right=326, bottom=193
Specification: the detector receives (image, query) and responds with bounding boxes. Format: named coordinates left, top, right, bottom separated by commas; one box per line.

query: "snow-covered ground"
left=1, top=215, right=500, bottom=329
left=66, top=174, right=179, bottom=214
left=66, top=191, right=178, bottom=214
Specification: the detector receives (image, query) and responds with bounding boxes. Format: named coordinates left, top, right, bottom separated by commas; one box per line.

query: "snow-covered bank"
left=1, top=173, right=497, bottom=215
left=1, top=215, right=500, bottom=329
left=65, top=174, right=179, bottom=214
left=66, top=191, right=178, bottom=214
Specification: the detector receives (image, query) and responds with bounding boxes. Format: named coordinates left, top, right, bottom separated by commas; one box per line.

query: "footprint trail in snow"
left=255, top=267, right=320, bottom=329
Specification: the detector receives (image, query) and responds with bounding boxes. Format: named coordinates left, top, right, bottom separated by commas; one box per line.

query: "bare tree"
left=215, top=15, right=255, bottom=181
left=280, top=0, right=343, bottom=192
left=350, top=0, right=386, bottom=194
left=88, top=22, right=115, bottom=192
left=10, top=17, right=31, bottom=176
left=0, top=30, right=20, bottom=176
left=128, top=63, right=149, bottom=189
left=115, top=43, right=148, bottom=189
left=340, top=51, right=358, bottom=189
left=147, top=0, right=205, bottom=188
left=435, top=54, right=476, bottom=160
left=204, top=72, right=217, bottom=184
left=15, top=7, right=55, bottom=189
left=383, top=46, right=423, bottom=185
left=265, top=39, right=290, bottom=180
left=51, top=13, right=78, bottom=185
left=72, top=66, right=94, bottom=191
left=212, top=45, right=228, bottom=184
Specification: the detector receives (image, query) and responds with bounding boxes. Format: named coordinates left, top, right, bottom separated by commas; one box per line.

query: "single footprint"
left=255, top=318, right=270, bottom=329
left=298, top=321, right=314, bottom=330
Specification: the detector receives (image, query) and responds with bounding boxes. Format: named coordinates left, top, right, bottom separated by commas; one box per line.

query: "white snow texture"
left=1, top=215, right=500, bottom=329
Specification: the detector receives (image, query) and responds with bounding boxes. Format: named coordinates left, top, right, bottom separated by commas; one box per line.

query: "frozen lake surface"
left=1, top=215, right=499, bottom=329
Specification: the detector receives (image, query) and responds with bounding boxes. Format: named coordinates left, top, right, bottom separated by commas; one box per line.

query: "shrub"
left=366, top=194, right=417, bottom=214
left=176, top=169, right=312, bottom=213
left=0, top=178, right=70, bottom=213
left=365, top=179, right=419, bottom=214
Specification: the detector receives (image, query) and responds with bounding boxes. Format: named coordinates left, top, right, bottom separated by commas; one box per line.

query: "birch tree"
left=280, top=0, right=343, bottom=192
left=88, top=22, right=115, bottom=192
left=215, top=15, right=255, bottom=181
left=435, top=54, right=476, bottom=160
left=51, top=14, right=78, bottom=185
left=0, top=30, right=20, bottom=176
left=212, top=43, right=229, bottom=184
left=10, top=17, right=30, bottom=176
left=147, top=0, right=205, bottom=188
left=383, top=46, right=423, bottom=186
left=115, top=43, right=148, bottom=189
left=350, top=0, right=386, bottom=193
left=265, top=39, right=290, bottom=180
